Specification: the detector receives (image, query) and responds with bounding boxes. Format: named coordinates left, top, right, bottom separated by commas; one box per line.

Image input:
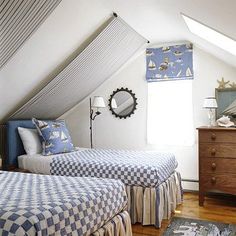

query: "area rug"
left=162, top=217, right=236, bottom=236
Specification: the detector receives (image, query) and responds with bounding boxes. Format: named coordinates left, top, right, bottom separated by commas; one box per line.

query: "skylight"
left=181, top=14, right=236, bottom=56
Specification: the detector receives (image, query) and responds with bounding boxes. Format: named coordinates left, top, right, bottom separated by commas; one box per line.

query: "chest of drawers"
left=197, top=126, right=236, bottom=206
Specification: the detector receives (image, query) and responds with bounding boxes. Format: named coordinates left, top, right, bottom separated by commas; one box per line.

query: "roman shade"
left=146, top=43, right=193, bottom=82
left=10, top=15, right=147, bottom=119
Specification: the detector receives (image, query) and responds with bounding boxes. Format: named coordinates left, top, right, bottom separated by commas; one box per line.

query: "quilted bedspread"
left=0, top=172, right=127, bottom=235
left=50, top=149, right=178, bottom=187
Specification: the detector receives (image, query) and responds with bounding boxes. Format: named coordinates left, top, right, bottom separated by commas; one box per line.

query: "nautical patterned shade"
left=146, top=43, right=194, bottom=82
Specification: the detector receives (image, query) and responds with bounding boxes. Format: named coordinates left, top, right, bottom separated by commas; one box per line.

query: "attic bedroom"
left=0, top=0, right=236, bottom=235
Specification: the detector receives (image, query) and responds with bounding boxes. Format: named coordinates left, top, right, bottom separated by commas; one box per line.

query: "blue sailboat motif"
left=52, top=122, right=61, bottom=128
left=49, top=131, right=60, bottom=140
left=46, top=151, right=52, bottom=155
left=146, top=49, right=154, bottom=56
left=42, top=141, right=53, bottom=150
left=38, top=120, right=49, bottom=130
left=146, top=43, right=193, bottom=82
left=162, top=46, right=170, bottom=53
left=61, top=131, right=68, bottom=143
left=158, top=58, right=169, bottom=71
left=148, top=60, right=156, bottom=70
left=173, top=50, right=183, bottom=56
left=186, top=67, right=192, bottom=77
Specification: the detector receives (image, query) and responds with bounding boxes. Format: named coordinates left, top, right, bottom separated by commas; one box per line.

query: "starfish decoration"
left=217, top=77, right=229, bottom=89
left=229, top=82, right=236, bottom=88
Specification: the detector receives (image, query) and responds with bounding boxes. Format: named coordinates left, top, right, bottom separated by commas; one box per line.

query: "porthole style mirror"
left=108, top=88, right=137, bottom=119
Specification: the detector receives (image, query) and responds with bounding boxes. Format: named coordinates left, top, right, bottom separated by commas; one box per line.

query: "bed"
left=0, top=171, right=131, bottom=236
left=6, top=120, right=183, bottom=228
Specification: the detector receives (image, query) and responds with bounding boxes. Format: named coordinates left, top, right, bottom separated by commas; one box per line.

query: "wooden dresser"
left=197, top=126, right=236, bottom=206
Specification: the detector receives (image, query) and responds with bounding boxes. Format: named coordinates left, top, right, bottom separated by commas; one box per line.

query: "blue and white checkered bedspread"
left=50, top=149, right=178, bottom=187
left=0, top=172, right=127, bottom=236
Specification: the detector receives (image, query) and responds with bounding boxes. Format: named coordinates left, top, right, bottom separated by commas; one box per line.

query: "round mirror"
left=108, top=88, right=137, bottom=119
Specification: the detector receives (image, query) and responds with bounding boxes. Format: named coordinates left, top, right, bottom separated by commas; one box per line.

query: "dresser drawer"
left=200, top=174, right=236, bottom=195
left=199, top=130, right=236, bottom=143
left=200, top=158, right=236, bottom=174
left=199, top=143, right=236, bottom=158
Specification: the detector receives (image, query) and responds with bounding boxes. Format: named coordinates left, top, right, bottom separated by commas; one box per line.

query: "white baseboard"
left=182, top=181, right=199, bottom=191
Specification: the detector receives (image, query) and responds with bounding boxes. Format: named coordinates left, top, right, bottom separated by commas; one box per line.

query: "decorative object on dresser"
left=197, top=126, right=236, bottom=206
left=90, top=96, right=106, bottom=148
left=217, top=77, right=230, bottom=89
left=215, top=87, right=236, bottom=120
left=108, top=88, right=137, bottom=119
left=203, top=97, right=218, bottom=126
left=217, top=77, right=236, bottom=89
left=216, top=115, right=234, bottom=127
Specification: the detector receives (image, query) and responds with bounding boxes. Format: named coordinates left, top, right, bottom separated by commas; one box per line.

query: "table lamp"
left=203, top=97, right=218, bottom=126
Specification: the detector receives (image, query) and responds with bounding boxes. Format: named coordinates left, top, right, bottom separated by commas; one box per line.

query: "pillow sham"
left=18, top=127, right=42, bottom=155
left=32, top=118, right=74, bottom=156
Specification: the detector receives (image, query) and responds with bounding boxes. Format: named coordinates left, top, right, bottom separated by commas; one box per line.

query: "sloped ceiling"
left=0, top=0, right=62, bottom=68
left=0, top=0, right=235, bottom=121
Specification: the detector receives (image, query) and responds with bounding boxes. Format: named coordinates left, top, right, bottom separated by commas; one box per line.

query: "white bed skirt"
left=92, top=211, right=132, bottom=236
left=125, top=172, right=182, bottom=228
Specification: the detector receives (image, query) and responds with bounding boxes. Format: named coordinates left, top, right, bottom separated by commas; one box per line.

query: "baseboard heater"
left=9, top=13, right=148, bottom=120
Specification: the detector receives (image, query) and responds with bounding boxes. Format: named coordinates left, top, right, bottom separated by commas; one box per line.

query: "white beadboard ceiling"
left=0, top=0, right=235, bottom=121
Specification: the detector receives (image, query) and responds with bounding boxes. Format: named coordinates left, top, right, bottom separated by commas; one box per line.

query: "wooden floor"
left=132, top=192, right=236, bottom=236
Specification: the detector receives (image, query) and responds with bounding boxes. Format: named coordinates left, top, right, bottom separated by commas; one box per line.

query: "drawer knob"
left=211, top=177, right=216, bottom=184
left=211, top=163, right=216, bottom=170
left=211, top=133, right=216, bottom=140
left=211, top=148, right=216, bottom=155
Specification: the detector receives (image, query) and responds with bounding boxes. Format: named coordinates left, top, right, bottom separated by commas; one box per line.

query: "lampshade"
left=92, top=96, right=106, bottom=108
left=203, top=97, right=218, bottom=108
left=111, top=98, right=118, bottom=109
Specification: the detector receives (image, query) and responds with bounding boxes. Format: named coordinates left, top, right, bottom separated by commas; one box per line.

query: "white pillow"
left=18, top=127, right=42, bottom=155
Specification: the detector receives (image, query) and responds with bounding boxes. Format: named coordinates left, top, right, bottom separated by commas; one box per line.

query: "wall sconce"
left=203, top=97, right=218, bottom=126
left=90, top=96, right=105, bottom=148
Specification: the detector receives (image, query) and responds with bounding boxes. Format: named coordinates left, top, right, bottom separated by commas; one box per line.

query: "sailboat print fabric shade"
left=146, top=43, right=194, bottom=82
left=32, top=118, right=74, bottom=156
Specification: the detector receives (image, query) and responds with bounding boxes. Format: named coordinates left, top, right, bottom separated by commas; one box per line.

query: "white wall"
left=1, top=0, right=236, bottom=121
left=62, top=46, right=236, bottom=190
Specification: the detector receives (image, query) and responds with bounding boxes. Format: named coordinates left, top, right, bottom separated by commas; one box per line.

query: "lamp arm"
left=90, top=109, right=101, bottom=121
left=90, top=109, right=94, bottom=120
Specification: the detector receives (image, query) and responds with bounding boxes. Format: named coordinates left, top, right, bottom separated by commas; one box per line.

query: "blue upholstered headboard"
left=6, top=120, right=35, bottom=168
